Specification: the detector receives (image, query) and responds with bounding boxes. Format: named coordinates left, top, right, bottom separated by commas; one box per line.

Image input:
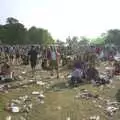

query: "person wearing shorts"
left=50, top=47, right=59, bottom=78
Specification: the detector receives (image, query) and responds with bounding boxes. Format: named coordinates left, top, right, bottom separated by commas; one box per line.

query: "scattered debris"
left=40, top=100, right=44, bottom=104
left=5, top=95, right=33, bottom=113
left=80, top=89, right=88, bottom=92
left=38, top=93, right=45, bottom=99
left=28, top=103, right=33, bottom=109
left=67, top=74, right=71, bottom=79
left=22, top=85, right=28, bottom=88
left=6, top=116, right=12, bottom=120
left=97, top=105, right=102, bottom=108
left=20, top=116, right=26, bottom=120
left=89, top=116, right=100, bottom=120
left=0, top=84, right=9, bottom=93
left=18, top=75, right=23, bottom=79
left=75, top=91, right=99, bottom=100
left=105, top=100, right=120, bottom=116
left=36, top=81, right=45, bottom=86
left=107, top=101, right=120, bottom=106
left=1, top=59, right=120, bottom=120
left=32, top=91, right=40, bottom=95
left=92, top=100, right=97, bottom=103
left=11, top=106, right=20, bottom=113
left=65, top=83, right=69, bottom=87
left=0, top=85, right=5, bottom=92
left=56, top=106, right=62, bottom=110
left=106, top=106, right=119, bottom=116
left=29, top=80, right=34, bottom=82
left=60, top=76, right=64, bottom=79
left=22, top=71, right=26, bottom=74
left=37, top=92, right=45, bottom=104
left=66, top=117, right=71, bottom=120
left=11, top=99, right=21, bottom=104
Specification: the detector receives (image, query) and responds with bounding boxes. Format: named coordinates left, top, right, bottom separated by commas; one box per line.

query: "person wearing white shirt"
left=50, top=47, right=59, bottom=78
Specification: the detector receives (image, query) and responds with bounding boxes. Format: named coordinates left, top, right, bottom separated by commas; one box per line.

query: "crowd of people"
left=0, top=45, right=61, bottom=82
left=0, top=44, right=120, bottom=86
left=69, top=46, right=120, bottom=86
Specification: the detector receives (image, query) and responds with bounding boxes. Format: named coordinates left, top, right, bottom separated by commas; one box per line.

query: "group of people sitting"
left=69, top=54, right=111, bottom=86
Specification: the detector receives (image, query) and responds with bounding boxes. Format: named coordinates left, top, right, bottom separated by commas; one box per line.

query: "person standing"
left=9, top=46, right=14, bottom=64
left=50, top=47, right=59, bottom=78
left=28, top=46, right=38, bottom=76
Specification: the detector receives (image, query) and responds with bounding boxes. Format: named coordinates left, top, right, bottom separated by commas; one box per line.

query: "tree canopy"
left=90, top=29, right=120, bottom=46
left=1, top=17, right=120, bottom=46
left=0, top=17, right=55, bottom=45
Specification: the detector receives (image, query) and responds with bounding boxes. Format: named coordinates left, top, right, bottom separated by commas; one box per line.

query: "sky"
left=0, top=0, right=120, bottom=41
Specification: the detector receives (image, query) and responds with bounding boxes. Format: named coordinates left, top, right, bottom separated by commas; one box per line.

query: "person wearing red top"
left=96, top=47, right=100, bottom=55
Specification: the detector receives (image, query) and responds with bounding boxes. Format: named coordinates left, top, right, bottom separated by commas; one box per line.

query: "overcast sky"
left=0, top=0, right=120, bottom=40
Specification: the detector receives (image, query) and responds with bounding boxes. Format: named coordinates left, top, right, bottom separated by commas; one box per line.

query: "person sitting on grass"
left=41, top=58, right=48, bottom=70
left=86, top=64, right=110, bottom=86
left=86, top=64, right=99, bottom=82
left=70, top=67, right=83, bottom=86
left=0, top=61, right=13, bottom=82
left=70, top=57, right=83, bottom=86
left=1, top=62, right=11, bottom=75
left=114, top=60, right=120, bottom=75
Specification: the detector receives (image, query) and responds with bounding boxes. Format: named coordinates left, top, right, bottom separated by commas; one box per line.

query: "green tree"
left=105, top=29, right=120, bottom=45
left=28, top=26, right=54, bottom=44
left=0, top=17, right=55, bottom=45
left=90, top=37, right=105, bottom=45
left=6, top=17, right=19, bottom=24
left=0, top=25, right=5, bottom=43
left=28, top=27, right=39, bottom=44
left=3, top=23, right=27, bottom=44
left=79, top=36, right=89, bottom=45
left=44, top=32, right=55, bottom=45
left=0, top=17, right=27, bottom=44
left=56, top=39, right=65, bottom=46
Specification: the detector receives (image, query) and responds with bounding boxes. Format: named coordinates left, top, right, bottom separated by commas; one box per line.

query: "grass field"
left=0, top=64, right=120, bottom=120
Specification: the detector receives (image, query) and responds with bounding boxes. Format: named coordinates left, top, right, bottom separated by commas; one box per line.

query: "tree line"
left=90, top=29, right=120, bottom=46
left=66, top=29, right=120, bottom=47
left=1, top=17, right=120, bottom=46
left=0, top=17, right=55, bottom=45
